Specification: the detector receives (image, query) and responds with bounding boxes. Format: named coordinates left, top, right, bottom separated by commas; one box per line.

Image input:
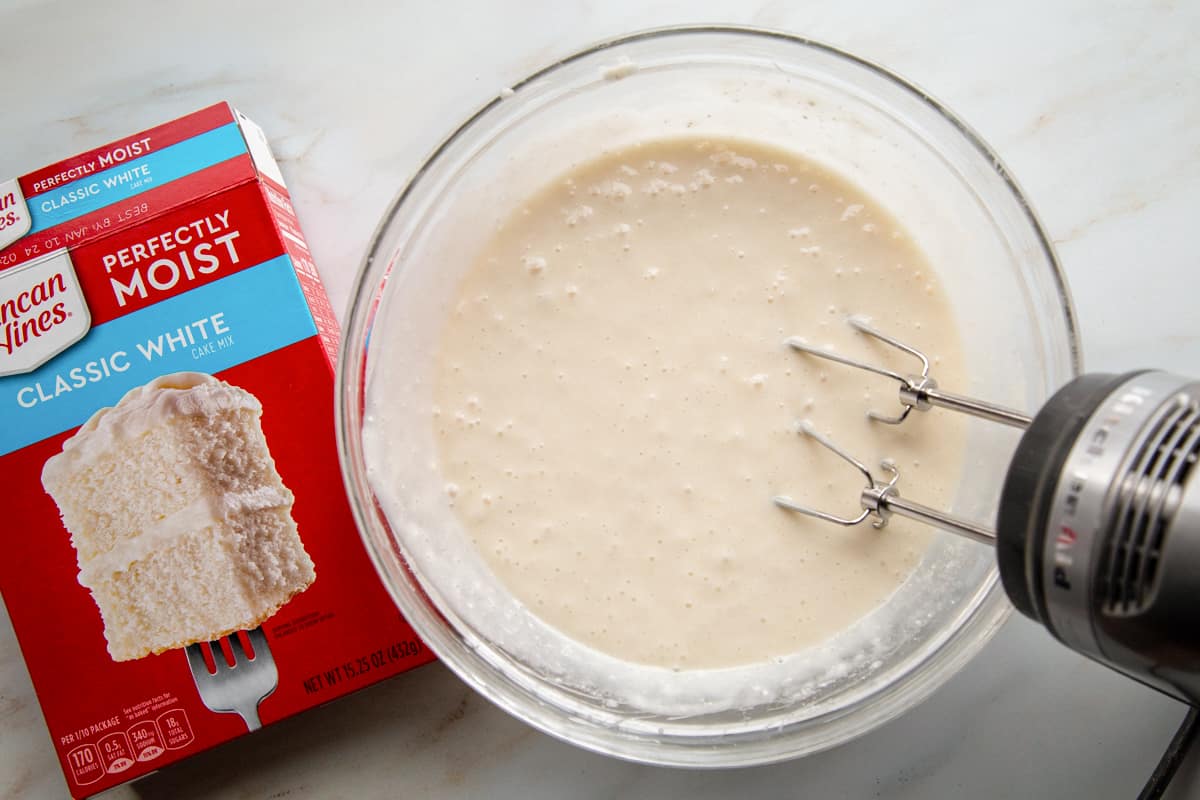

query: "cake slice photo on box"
left=41, top=372, right=316, bottom=663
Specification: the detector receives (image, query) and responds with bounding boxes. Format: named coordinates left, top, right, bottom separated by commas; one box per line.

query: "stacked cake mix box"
left=0, top=104, right=433, bottom=797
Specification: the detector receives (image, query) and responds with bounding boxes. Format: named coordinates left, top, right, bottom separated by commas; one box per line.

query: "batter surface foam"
left=420, top=137, right=968, bottom=670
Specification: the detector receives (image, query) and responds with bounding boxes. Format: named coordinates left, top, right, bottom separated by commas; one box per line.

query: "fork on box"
left=184, top=626, right=278, bottom=731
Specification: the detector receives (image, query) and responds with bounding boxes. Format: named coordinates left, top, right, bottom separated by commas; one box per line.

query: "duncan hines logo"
left=0, top=250, right=90, bottom=377
left=0, top=177, right=33, bottom=251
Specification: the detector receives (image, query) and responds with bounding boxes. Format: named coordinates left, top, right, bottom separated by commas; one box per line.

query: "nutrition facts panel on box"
left=62, top=697, right=194, bottom=787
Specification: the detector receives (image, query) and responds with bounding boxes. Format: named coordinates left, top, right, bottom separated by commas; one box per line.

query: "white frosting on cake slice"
left=43, top=372, right=260, bottom=481
left=42, top=372, right=315, bottom=661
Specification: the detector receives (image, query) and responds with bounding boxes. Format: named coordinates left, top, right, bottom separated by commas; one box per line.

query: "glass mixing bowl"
left=336, top=26, right=1080, bottom=766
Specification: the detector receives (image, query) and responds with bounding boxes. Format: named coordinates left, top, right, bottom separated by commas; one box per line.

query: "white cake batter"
left=426, top=137, right=967, bottom=670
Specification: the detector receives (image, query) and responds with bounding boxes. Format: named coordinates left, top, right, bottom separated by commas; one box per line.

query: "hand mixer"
left=775, top=317, right=1199, bottom=795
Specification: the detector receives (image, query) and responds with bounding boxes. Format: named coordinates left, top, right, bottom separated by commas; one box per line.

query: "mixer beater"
left=775, top=316, right=1028, bottom=545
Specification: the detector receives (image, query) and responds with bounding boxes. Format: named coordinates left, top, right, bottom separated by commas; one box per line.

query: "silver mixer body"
left=996, top=371, right=1200, bottom=706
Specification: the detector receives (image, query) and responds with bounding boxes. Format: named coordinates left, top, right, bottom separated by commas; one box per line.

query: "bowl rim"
left=335, top=23, right=1083, bottom=767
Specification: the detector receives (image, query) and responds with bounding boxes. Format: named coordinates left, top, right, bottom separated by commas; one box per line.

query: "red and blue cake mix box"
left=0, top=104, right=433, bottom=797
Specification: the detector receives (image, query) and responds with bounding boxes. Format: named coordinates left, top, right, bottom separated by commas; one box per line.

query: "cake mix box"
left=0, top=103, right=434, bottom=797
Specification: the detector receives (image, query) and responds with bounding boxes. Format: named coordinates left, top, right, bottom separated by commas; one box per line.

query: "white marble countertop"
left=2, top=1, right=1199, bottom=798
